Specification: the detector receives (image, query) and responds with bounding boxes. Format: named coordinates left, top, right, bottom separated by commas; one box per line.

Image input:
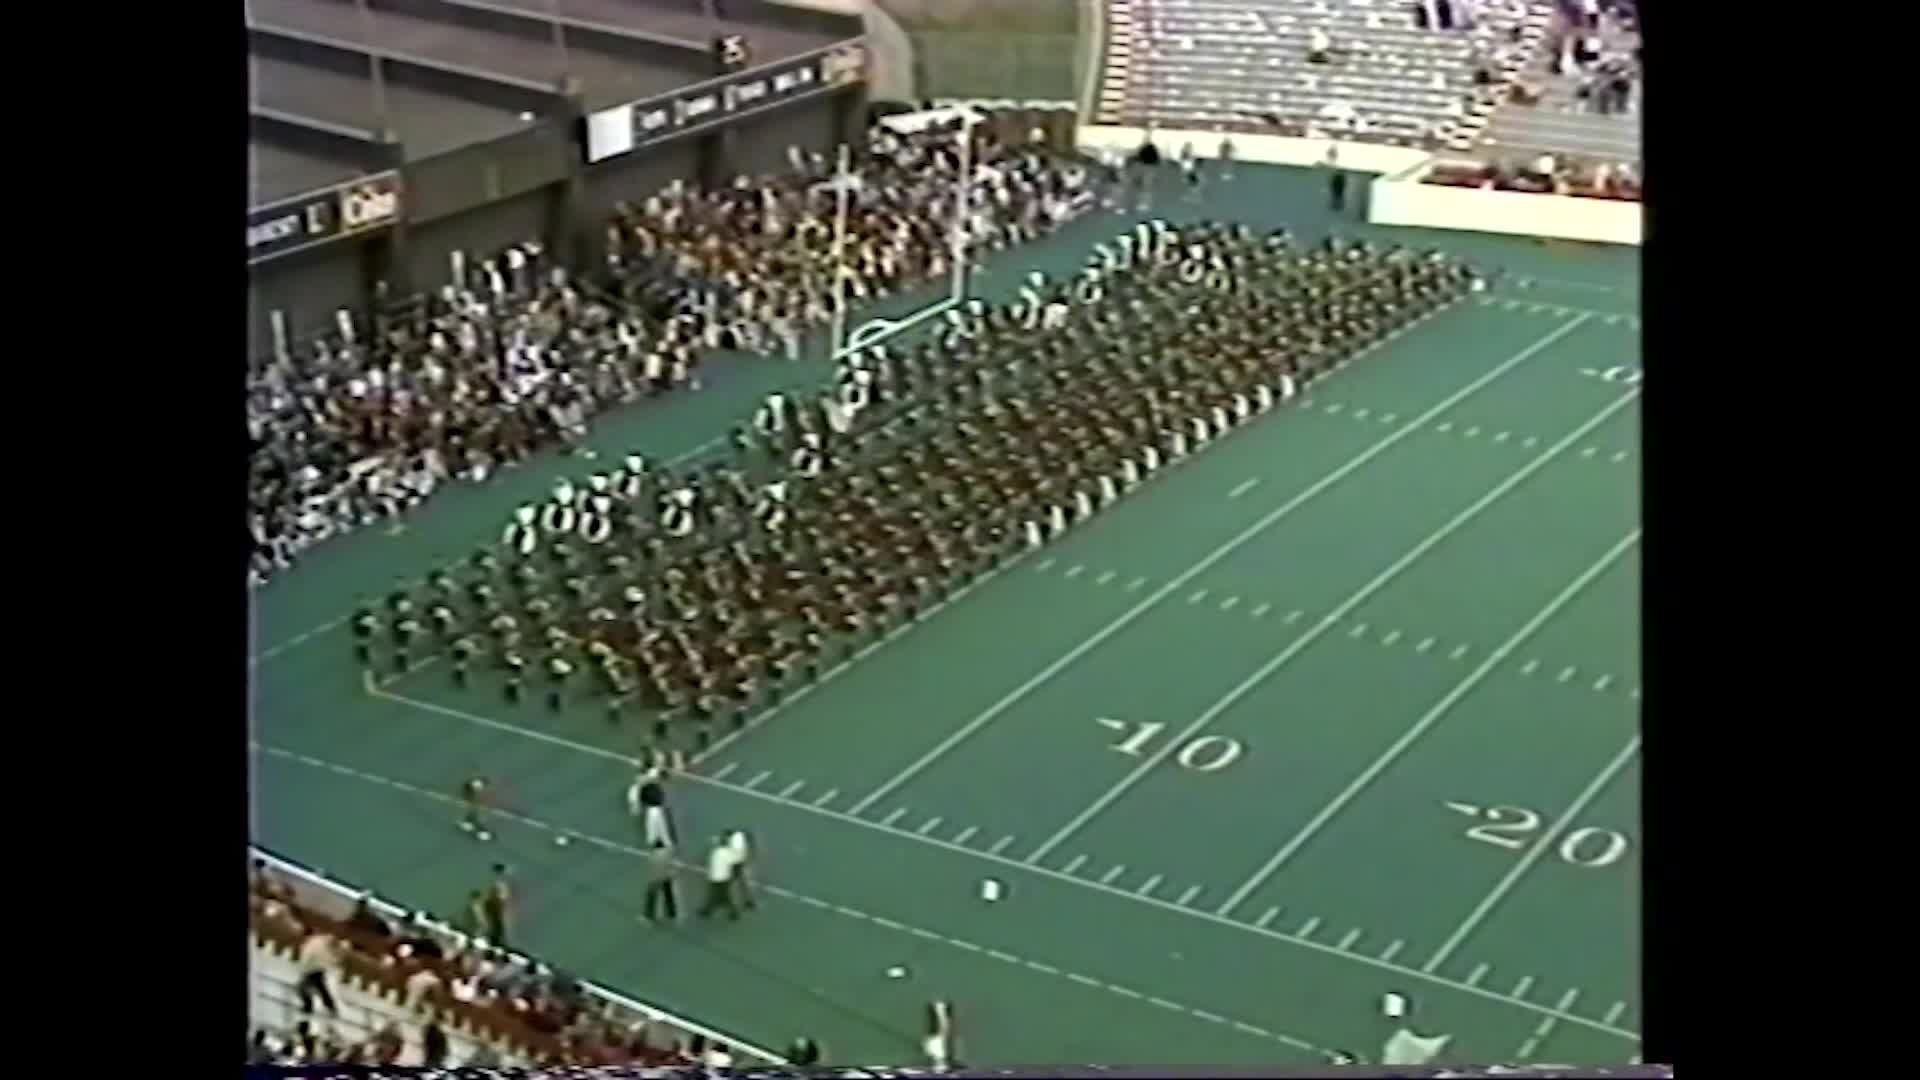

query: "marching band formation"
left=352, top=224, right=1483, bottom=751
left=251, top=118, right=1096, bottom=589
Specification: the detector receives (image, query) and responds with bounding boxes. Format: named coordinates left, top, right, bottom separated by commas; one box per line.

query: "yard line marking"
left=1036, top=557, right=1056, bottom=572
left=1513, top=976, right=1536, bottom=999
left=1603, top=1001, right=1627, bottom=1024
left=1095, top=570, right=1116, bottom=586
left=1629, top=687, right=1642, bottom=701
left=1137, top=874, right=1164, bottom=897
left=1220, top=596, right=1240, bottom=611
left=1416, top=636, right=1435, bottom=653
left=1465, top=426, right=1481, bottom=438
left=916, top=816, right=945, bottom=836
left=1217, top=528, right=1642, bottom=916
left=1516, top=990, right=1584, bottom=1060
left=1580, top=446, right=1597, bottom=458
left=1467, top=962, right=1490, bottom=986
left=986, top=948, right=1020, bottom=963
left=1610, top=450, right=1629, bottom=463
left=1065, top=972, right=1102, bottom=989
left=1449, top=643, right=1470, bottom=661
left=1425, top=736, right=1641, bottom=971
left=813, top=788, right=840, bottom=807
left=843, top=316, right=1593, bottom=818
left=1062, top=854, right=1089, bottom=875
left=1188, top=589, right=1209, bottom=604
left=1065, top=564, right=1085, bottom=578
left=1521, top=659, right=1540, bottom=675
left=1285, top=609, right=1304, bottom=624
left=746, top=770, right=773, bottom=790
left=1593, top=674, right=1613, bottom=692
left=1324, top=402, right=1345, bottom=414
left=1229, top=478, right=1261, bottom=499
left=1256, top=906, right=1282, bottom=928
left=1107, top=984, right=1142, bottom=999
left=1348, top=622, right=1369, bottom=638
left=1125, top=576, right=1146, bottom=591
left=1041, top=396, right=1638, bottom=870
left=1251, top=602, right=1272, bottom=618
left=1176, top=884, right=1203, bottom=907
left=710, top=762, right=740, bottom=781
left=248, top=433, right=728, bottom=667
left=1380, top=413, right=1399, bottom=424
left=1298, top=915, right=1322, bottom=938
left=989, top=834, right=1016, bottom=855
left=1100, top=864, right=1127, bottom=885
left=1437, top=421, right=1453, bottom=433
left=1494, top=431, right=1510, bottom=443
left=1522, top=436, right=1539, bottom=448
left=1557, top=665, right=1577, bottom=683
left=1379, top=939, right=1405, bottom=963
left=952, top=825, right=979, bottom=845
left=1025, top=960, right=1061, bottom=975
left=1381, top=629, right=1402, bottom=646
left=777, top=780, right=806, bottom=799
left=1352, top=407, right=1371, bottom=420
left=880, top=808, right=909, bottom=827
left=1337, top=928, right=1362, bottom=951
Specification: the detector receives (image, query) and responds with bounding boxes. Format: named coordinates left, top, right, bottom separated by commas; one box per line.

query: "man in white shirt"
left=699, top=834, right=743, bottom=920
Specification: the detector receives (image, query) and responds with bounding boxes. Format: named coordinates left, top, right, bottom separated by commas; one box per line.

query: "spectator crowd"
left=249, top=857, right=782, bottom=1068
left=1425, top=154, right=1640, bottom=199
left=249, top=117, right=1095, bottom=589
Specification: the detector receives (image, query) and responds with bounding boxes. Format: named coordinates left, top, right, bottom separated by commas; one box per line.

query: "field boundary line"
left=1028, top=389, right=1638, bottom=865
left=362, top=679, right=1639, bottom=1044
left=846, top=313, right=1594, bottom=816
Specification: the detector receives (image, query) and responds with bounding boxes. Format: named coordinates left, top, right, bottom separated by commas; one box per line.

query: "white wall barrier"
left=1076, top=123, right=1433, bottom=176
left=1367, top=160, right=1643, bottom=246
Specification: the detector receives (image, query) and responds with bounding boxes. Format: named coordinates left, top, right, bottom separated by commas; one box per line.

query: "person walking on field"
left=642, top=841, right=680, bottom=923
left=699, top=834, right=742, bottom=921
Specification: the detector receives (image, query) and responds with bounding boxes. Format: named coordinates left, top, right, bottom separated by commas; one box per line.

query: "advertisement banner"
left=246, top=171, right=403, bottom=265
left=585, top=41, right=869, bottom=164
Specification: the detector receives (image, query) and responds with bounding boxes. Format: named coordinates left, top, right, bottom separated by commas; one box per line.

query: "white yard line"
left=844, top=315, right=1594, bottom=817
left=1030, top=392, right=1638, bottom=867
left=1217, top=529, right=1640, bottom=916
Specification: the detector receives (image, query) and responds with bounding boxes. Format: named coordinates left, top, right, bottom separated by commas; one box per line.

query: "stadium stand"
left=1093, top=0, right=1555, bottom=151
left=250, top=851, right=778, bottom=1067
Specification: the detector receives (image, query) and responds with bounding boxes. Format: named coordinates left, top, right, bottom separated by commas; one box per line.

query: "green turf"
left=252, top=162, right=1641, bottom=1066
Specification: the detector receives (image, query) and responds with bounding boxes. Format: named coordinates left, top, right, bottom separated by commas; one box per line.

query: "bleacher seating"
left=1095, top=0, right=1555, bottom=152
left=249, top=854, right=770, bottom=1067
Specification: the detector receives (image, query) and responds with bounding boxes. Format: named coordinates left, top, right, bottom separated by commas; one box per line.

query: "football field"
left=250, top=163, right=1642, bottom=1066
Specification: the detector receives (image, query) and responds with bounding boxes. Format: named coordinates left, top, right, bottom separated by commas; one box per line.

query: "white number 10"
left=1097, top=718, right=1245, bottom=773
